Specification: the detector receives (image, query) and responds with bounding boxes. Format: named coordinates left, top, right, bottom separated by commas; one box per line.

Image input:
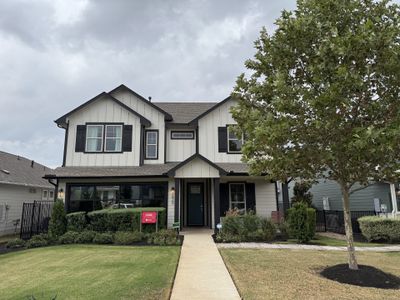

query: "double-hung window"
left=105, top=125, right=122, bottom=152
left=229, top=183, right=246, bottom=212
left=145, top=130, right=158, bottom=159
left=86, top=125, right=103, bottom=152
left=227, top=126, right=243, bottom=153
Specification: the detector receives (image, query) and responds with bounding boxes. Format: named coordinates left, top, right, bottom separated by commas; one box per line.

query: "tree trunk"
left=340, top=184, right=359, bottom=270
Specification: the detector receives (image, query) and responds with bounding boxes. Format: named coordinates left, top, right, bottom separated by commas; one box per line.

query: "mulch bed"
left=320, top=264, right=400, bottom=289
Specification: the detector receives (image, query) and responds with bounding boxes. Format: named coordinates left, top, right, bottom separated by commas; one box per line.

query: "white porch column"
left=389, top=183, right=398, bottom=215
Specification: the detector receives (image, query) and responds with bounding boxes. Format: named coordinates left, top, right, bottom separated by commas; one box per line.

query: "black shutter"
left=122, top=125, right=133, bottom=152
left=218, top=126, right=227, bottom=153
left=220, top=183, right=229, bottom=216
left=246, top=183, right=256, bottom=212
left=75, top=125, right=86, bottom=152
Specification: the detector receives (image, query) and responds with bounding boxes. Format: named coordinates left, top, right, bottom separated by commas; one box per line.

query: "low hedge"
left=6, top=238, right=26, bottom=249
left=87, top=207, right=166, bottom=232
left=66, top=211, right=87, bottom=232
left=358, top=216, right=400, bottom=243
left=114, top=231, right=144, bottom=245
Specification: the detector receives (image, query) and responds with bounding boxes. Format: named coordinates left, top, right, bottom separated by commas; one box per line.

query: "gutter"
left=0, top=180, right=53, bottom=189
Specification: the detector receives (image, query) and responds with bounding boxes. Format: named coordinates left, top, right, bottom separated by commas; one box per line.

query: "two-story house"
left=45, top=84, right=279, bottom=229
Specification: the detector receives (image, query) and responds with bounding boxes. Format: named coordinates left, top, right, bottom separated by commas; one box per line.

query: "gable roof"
left=0, top=151, right=54, bottom=188
left=55, top=92, right=151, bottom=127
left=109, top=84, right=173, bottom=121
left=167, top=153, right=228, bottom=176
left=188, top=96, right=233, bottom=125
left=153, top=102, right=217, bottom=124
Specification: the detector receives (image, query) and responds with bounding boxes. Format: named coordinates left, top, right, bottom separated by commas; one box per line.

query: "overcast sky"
left=0, top=0, right=316, bottom=167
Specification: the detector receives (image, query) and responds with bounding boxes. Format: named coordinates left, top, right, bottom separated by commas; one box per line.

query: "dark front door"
left=187, top=183, right=204, bottom=226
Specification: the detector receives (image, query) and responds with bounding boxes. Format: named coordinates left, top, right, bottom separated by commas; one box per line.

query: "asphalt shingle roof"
left=45, top=162, right=250, bottom=178
left=153, top=102, right=217, bottom=124
left=0, top=151, right=53, bottom=188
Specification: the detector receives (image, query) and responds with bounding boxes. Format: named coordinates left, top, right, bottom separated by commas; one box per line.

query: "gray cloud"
left=0, top=0, right=297, bottom=167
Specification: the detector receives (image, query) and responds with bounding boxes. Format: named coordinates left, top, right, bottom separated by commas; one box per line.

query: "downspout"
left=390, top=183, right=399, bottom=216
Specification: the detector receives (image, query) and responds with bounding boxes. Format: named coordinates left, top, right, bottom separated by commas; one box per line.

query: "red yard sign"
left=141, top=211, right=157, bottom=224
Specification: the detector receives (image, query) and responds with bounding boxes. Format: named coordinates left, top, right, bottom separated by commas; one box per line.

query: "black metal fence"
left=20, top=200, right=54, bottom=240
left=316, top=210, right=376, bottom=234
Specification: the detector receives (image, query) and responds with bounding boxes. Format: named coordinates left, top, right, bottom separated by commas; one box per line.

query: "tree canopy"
left=232, top=0, right=400, bottom=270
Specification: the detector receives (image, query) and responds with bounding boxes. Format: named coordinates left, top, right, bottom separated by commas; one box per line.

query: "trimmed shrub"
left=48, top=200, right=67, bottom=237
left=147, top=229, right=181, bottom=246
left=217, top=213, right=276, bottom=242
left=59, top=231, right=79, bottom=244
left=87, top=207, right=166, bottom=232
left=114, top=231, right=144, bottom=245
left=287, top=203, right=316, bottom=243
left=358, top=216, right=400, bottom=243
left=66, top=211, right=87, bottom=232
left=26, top=234, right=49, bottom=248
left=93, top=232, right=114, bottom=244
left=291, top=181, right=313, bottom=207
left=75, top=230, right=96, bottom=244
left=6, top=238, right=26, bottom=249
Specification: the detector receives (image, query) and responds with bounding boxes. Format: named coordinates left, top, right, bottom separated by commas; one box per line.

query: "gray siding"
left=289, top=180, right=392, bottom=211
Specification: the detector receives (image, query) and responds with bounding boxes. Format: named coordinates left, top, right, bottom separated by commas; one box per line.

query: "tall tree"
left=232, top=0, right=400, bottom=270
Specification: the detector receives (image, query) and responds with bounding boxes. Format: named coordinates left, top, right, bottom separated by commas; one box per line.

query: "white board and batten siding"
left=198, top=98, right=242, bottom=163
left=166, top=129, right=196, bottom=162
left=221, top=177, right=277, bottom=219
left=175, top=158, right=220, bottom=178
left=254, top=180, right=277, bottom=218
left=65, top=97, right=141, bottom=167
left=111, top=89, right=166, bottom=165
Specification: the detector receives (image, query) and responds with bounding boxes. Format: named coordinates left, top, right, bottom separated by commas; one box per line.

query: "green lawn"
left=221, top=249, right=400, bottom=300
left=0, top=245, right=180, bottom=300
left=276, top=234, right=388, bottom=247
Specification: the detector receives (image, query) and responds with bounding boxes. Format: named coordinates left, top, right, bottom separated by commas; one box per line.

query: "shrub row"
left=216, top=212, right=276, bottom=242
left=7, top=229, right=180, bottom=249
left=358, top=216, right=400, bottom=243
left=65, top=207, right=166, bottom=233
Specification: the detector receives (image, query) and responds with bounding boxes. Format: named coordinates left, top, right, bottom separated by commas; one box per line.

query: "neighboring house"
left=289, top=179, right=399, bottom=215
left=45, top=84, right=279, bottom=229
left=0, top=151, right=54, bottom=236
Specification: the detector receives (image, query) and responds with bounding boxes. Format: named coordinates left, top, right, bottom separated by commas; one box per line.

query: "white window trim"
left=229, top=183, right=246, bottom=211
left=42, top=190, right=48, bottom=200
left=104, top=124, right=123, bottom=152
left=145, top=131, right=158, bottom=159
left=227, top=126, right=244, bottom=153
left=49, top=190, right=54, bottom=199
left=85, top=125, right=104, bottom=152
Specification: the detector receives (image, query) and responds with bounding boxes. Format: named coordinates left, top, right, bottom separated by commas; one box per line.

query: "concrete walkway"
left=217, top=243, right=400, bottom=252
left=170, top=228, right=241, bottom=300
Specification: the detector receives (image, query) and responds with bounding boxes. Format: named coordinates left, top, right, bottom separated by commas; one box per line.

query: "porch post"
left=213, top=178, right=220, bottom=232
left=174, top=178, right=180, bottom=223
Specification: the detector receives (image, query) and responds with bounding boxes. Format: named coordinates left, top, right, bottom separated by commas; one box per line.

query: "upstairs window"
left=105, top=125, right=122, bottom=152
left=229, top=183, right=246, bottom=212
left=86, top=125, right=103, bottom=152
left=227, top=126, right=243, bottom=153
left=145, top=130, right=158, bottom=159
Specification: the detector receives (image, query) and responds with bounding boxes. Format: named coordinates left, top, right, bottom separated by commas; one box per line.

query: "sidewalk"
left=170, top=228, right=241, bottom=300
left=217, top=242, right=400, bottom=252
